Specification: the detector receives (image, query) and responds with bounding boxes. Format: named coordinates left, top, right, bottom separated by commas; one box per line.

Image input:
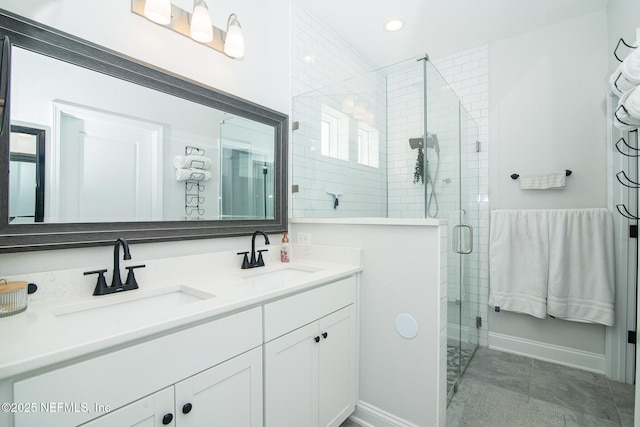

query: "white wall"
left=607, top=0, right=640, bottom=73
left=290, top=220, right=447, bottom=427
left=488, top=11, right=610, bottom=360
left=2, top=0, right=289, bottom=113
left=0, top=0, right=290, bottom=275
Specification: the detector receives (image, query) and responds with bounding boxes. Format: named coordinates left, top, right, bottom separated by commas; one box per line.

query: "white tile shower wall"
left=432, top=46, right=489, bottom=347
left=291, top=4, right=388, bottom=218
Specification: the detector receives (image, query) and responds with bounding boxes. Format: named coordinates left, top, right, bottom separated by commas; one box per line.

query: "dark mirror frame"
left=0, top=9, right=288, bottom=252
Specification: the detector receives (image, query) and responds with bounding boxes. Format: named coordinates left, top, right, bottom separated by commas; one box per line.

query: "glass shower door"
left=424, top=60, right=480, bottom=402
left=457, top=105, right=480, bottom=382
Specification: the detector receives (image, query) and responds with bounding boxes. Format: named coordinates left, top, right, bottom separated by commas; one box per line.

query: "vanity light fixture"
left=132, top=0, right=245, bottom=59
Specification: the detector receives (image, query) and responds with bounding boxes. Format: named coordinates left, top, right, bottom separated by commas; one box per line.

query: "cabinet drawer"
left=13, top=307, right=262, bottom=427
left=264, top=276, right=356, bottom=342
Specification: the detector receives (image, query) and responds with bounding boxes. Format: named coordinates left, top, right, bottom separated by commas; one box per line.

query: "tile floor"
left=447, top=347, right=635, bottom=427
left=339, top=347, right=634, bottom=427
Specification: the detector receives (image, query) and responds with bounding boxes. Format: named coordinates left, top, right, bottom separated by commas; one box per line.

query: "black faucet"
left=84, top=238, right=145, bottom=296
left=112, top=237, right=131, bottom=288
left=237, top=231, right=270, bottom=269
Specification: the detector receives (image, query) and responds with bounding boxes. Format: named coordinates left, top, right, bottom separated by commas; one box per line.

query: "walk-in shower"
left=291, top=56, right=480, bottom=404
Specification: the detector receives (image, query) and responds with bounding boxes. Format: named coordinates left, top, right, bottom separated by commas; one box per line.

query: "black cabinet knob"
left=314, top=336, right=320, bottom=343
left=162, top=413, right=173, bottom=425
left=322, top=332, right=328, bottom=339
left=182, top=403, right=193, bottom=414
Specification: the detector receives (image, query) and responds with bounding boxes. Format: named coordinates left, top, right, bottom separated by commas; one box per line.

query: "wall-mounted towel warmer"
left=510, top=170, right=572, bottom=180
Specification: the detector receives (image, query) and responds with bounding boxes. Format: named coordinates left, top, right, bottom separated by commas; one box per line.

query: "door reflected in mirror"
left=9, top=125, right=45, bottom=224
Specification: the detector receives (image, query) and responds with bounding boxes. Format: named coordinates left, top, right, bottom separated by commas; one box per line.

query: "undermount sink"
left=239, top=266, right=320, bottom=284
left=52, top=286, right=215, bottom=325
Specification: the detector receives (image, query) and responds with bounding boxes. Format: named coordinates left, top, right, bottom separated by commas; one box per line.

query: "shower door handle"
left=453, top=224, right=473, bottom=255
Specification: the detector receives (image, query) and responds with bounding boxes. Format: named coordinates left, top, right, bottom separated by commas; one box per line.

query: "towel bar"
left=510, top=170, right=572, bottom=180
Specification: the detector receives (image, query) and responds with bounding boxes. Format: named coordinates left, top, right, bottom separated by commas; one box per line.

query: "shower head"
left=409, top=132, right=440, bottom=154
left=409, top=137, right=423, bottom=150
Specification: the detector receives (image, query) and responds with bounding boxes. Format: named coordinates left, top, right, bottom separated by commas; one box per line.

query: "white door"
left=174, top=347, right=263, bottom=427
left=265, top=322, right=319, bottom=427
left=318, top=305, right=357, bottom=427
left=81, top=386, right=174, bottom=427
left=51, top=102, right=163, bottom=222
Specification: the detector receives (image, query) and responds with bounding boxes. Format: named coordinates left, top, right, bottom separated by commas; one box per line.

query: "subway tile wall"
left=291, top=6, right=388, bottom=218
left=291, top=2, right=489, bottom=346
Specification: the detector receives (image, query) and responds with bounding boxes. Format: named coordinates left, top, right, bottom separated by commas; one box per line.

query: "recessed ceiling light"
left=385, top=19, right=404, bottom=32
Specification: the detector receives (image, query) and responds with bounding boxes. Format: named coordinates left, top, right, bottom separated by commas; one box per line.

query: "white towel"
left=173, top=155, right=212, bottom=170
left=547, top=209, right=615, bottom=326
left=623, top=85, right=640, bottom=120
left=609, top=64, right=636, bottom=96
left=175, top=168, right=212, bottom=182
left=621, top=47, right=640, bottom=84
left=489, top=210, right=549, bottom=319
left=614, top=89, right=640, bottom=130
left=519, top=172, right=566, bottom=190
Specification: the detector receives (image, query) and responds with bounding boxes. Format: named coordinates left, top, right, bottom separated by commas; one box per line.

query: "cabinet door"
left=81, top=386, right=174, bottom=427
left=265, top=322, right=319, bottom=427
left=318, top=305, right=357, bottom=427
left=174, top=346, right=263, bottom=427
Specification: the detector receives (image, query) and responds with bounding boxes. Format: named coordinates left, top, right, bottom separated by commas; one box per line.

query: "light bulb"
left=224, top=14, right=245, bottom=58
left=143, top=0, right=172, bottom=25
left=190, top=0, right=213, bottom=43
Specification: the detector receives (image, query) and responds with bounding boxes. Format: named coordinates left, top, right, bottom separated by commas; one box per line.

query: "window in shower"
left=320, top=105, right=349, bottom=161
left=357, top=123, right=379, bottom=168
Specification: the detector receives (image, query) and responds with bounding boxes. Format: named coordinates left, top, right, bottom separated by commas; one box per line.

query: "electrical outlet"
left=297, top=232, right=311, bottom=244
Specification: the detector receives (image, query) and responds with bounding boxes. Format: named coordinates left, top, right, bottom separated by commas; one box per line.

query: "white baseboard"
left=488, top=331, right=606, bottom=374
left=350, top=401, right=421, bottom=427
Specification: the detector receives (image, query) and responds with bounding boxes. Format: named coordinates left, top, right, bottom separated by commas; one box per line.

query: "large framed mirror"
left=0, top=9, right=288, bottom=252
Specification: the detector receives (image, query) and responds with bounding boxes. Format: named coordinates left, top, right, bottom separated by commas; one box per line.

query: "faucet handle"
left=237, top=251, right=250, bottom=269
left=257, top=249, right=268, bottom=267
left=125, top=264, right=146, bottom=289
left=84, top=269, right=108, bottom=296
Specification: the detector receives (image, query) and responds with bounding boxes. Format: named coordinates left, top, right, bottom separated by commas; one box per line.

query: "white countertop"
left=0, top=245, right=361, bottom=381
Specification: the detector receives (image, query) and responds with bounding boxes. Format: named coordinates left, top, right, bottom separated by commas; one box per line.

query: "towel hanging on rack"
left=173, top=155, right=212, bottom=170
left=621, top=45, right=640, bottom=84
left=610, top=64, right=637, bottom=97
left=175, top=168, right=212, bottom=182
left=514, top=171, right=568, bottom=190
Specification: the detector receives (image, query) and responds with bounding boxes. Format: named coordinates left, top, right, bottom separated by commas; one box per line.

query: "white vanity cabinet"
left=264, top=276, right=357, bottom=427
left=83, top=346, right=263, bottom=427
left=12, top=307, right=263, bottom=427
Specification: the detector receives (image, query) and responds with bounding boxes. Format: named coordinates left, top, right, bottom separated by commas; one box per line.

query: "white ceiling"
left=298, top=0, right=610, bottom=68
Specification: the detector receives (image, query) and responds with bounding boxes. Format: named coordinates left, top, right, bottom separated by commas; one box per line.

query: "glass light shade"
left=144, top=0, right=172, bottom=25
left=190, top=0, right=213, bottom=43
left=224, top=14, right=245, bottom=58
